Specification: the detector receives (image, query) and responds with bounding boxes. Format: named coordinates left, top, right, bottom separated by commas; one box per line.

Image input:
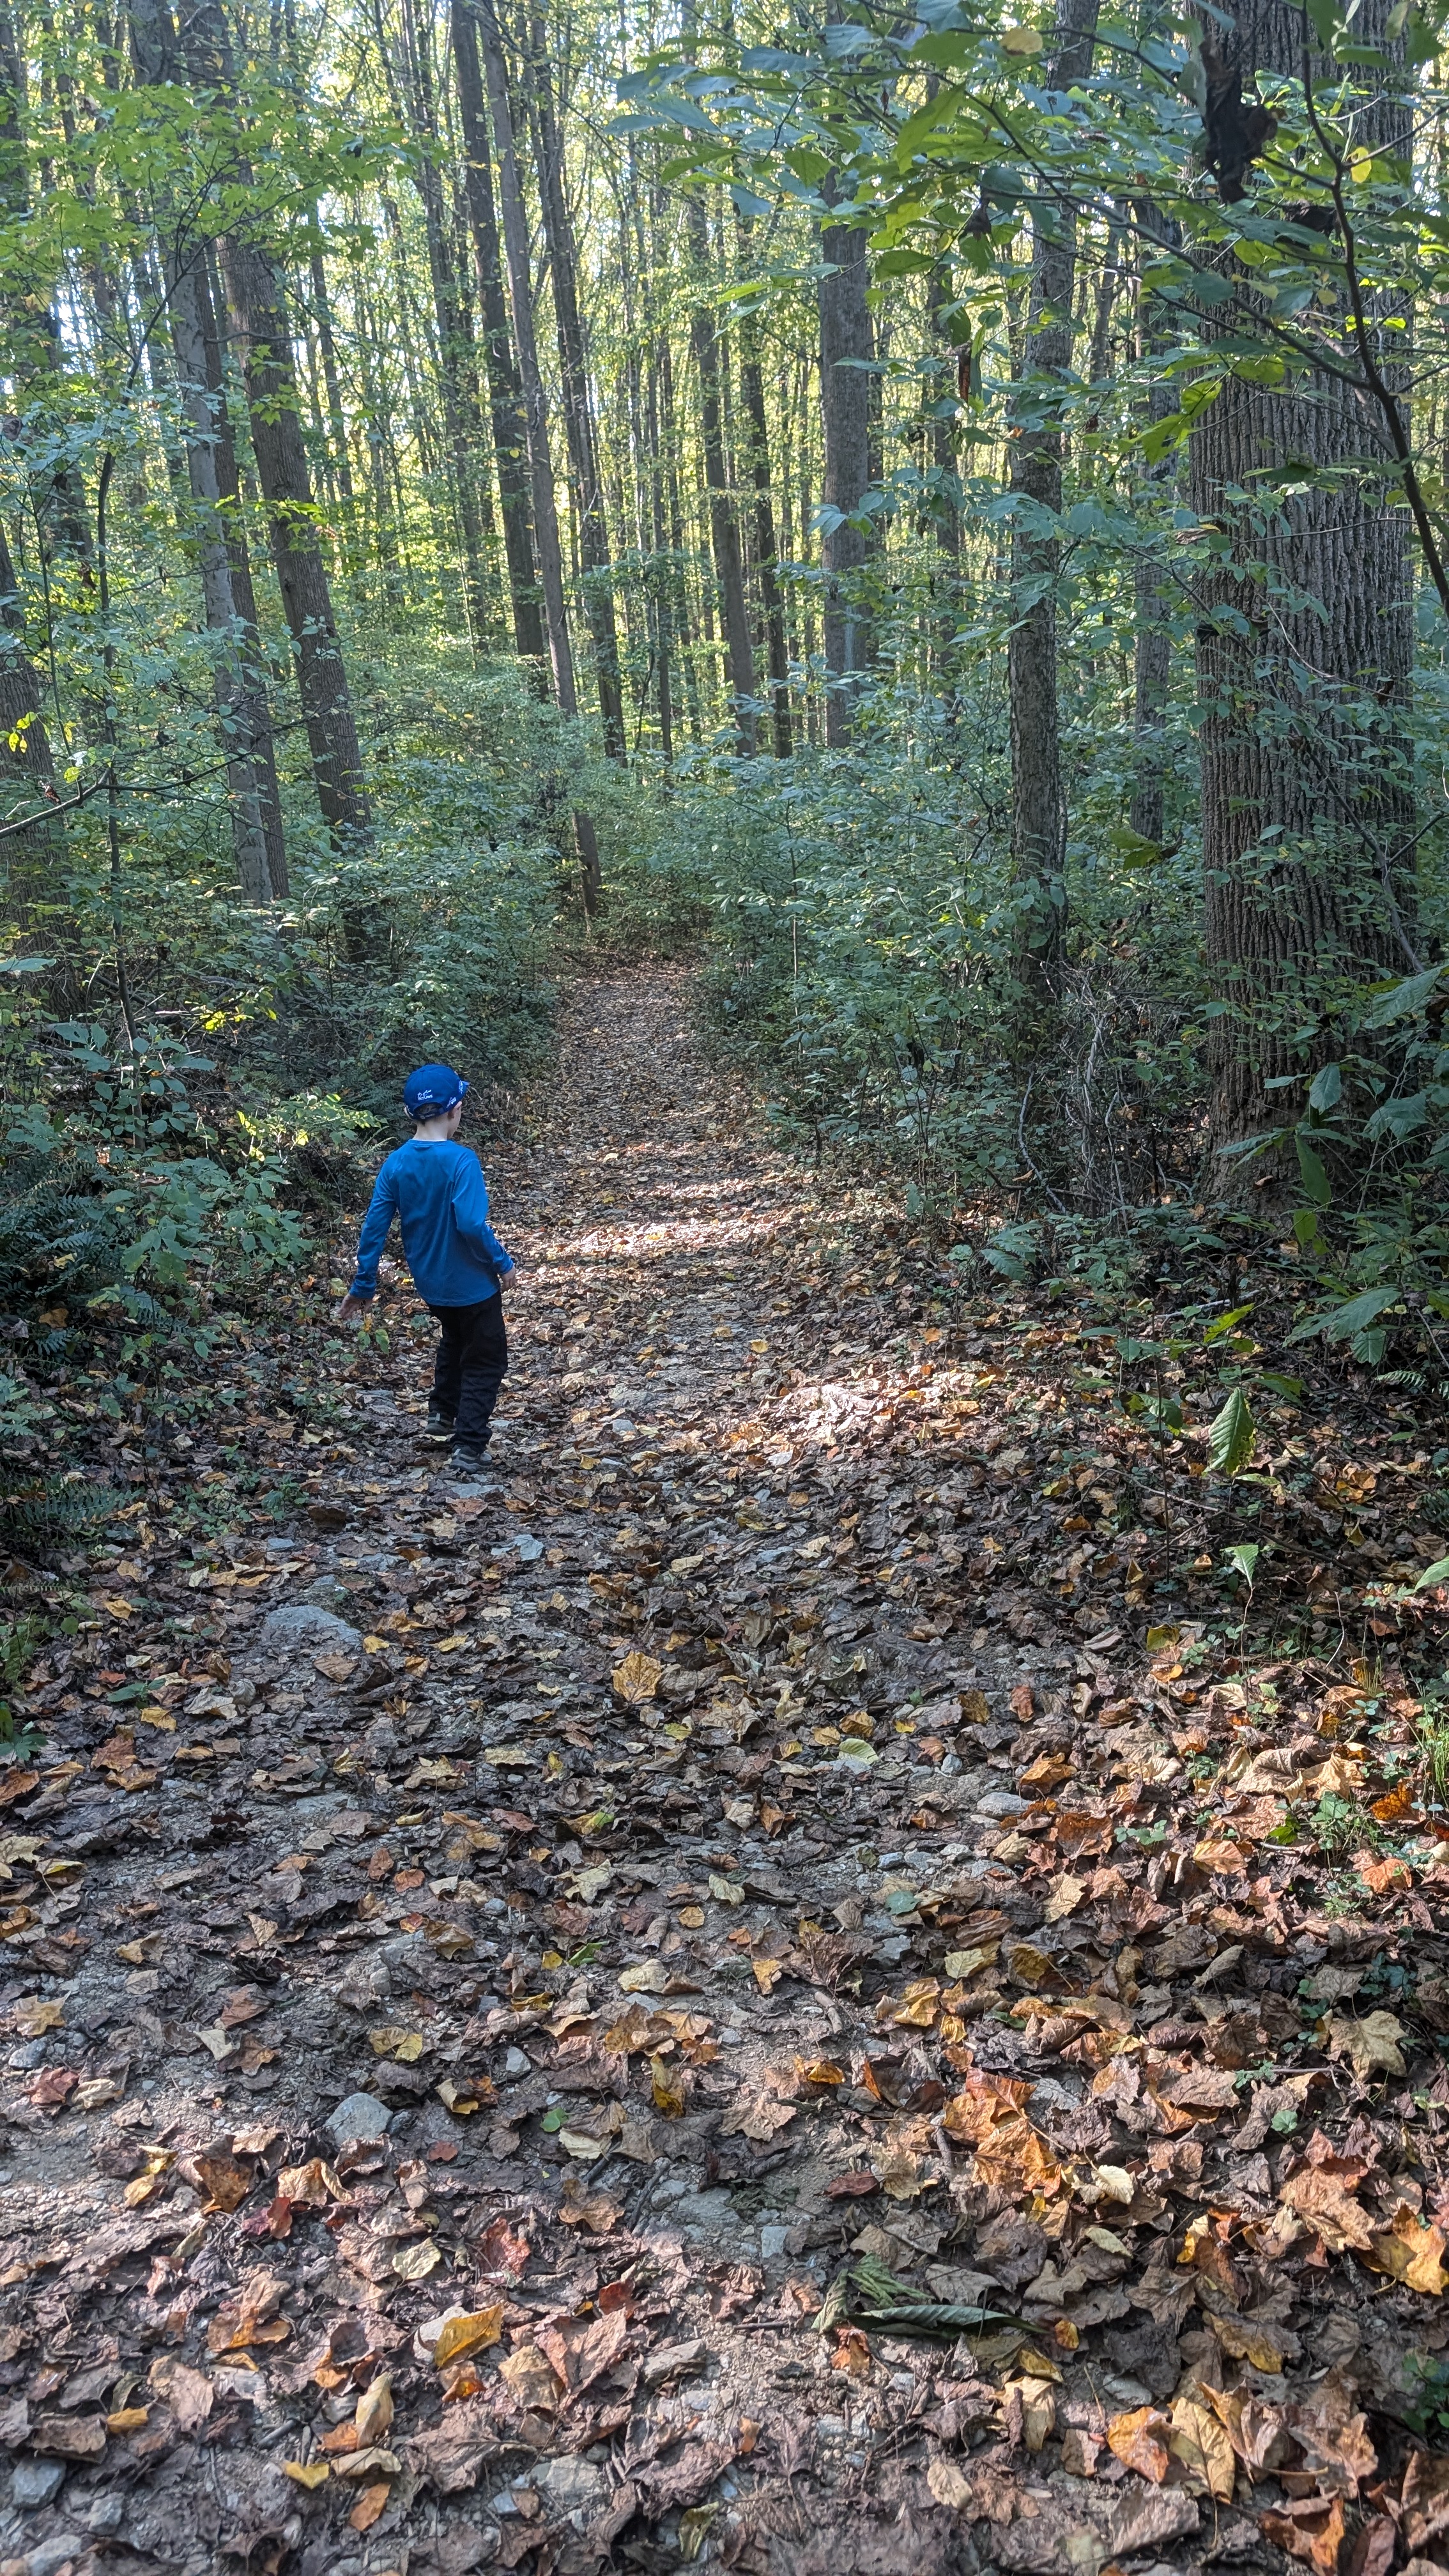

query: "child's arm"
left=451, top=1154, right=514, bottom=1276
left=336, top=1161, right=399, bottom=1318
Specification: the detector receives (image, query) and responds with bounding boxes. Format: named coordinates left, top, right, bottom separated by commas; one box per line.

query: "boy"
left=336, top=1064, right=515, bottom=1476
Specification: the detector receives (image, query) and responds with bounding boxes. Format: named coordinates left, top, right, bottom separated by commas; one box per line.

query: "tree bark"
left=475, top=0, right=598, bottom=910
left=179, top=0, right=369, bottom=853
left=1007, top=0, right=1100, bottom=972
left=736, top=212, right=790, bottom=756
left=126, top=0, right=283, bottom=900
left=394, top=0, right=489, bottom=652
left=310, top=248, right=355, bottom=504
left=819, top=183, right=873, bottom=746
left=0, top=516, right=59, bottom=911
left=1190, top=0, right=1415, bottom=1150
left=451, top=0, right=546, bottom=675
left=526, top=6, right=625, bottom=759
left=201, top=243, right=288, bottom=896
left=686, top=189, right=756, bottom=751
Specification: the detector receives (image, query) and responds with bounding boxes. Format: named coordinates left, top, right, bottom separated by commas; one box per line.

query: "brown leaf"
left=1279, top=2165, right=1376, bottom=2254
left=1107, top=2405, right=1171, bottom=2483
left=1260, top=2497, right=1347, bottom=2574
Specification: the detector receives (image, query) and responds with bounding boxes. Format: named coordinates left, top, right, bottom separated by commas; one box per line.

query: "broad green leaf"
left=1208, top=1388, right=1255, bottom=1476
left=1296, top=1135, right=1331, bottom=1206
left=1307, top=1062, right=1341, bottom=1112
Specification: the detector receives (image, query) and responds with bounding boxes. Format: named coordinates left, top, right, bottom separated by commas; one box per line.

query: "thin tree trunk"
left=126, top=0, right=280, bottom=900
left=527, top=4, right=625, bottom=759
left=167, top=257, right=272, bottom=901
left=452, top=0, right=546, bottom=675
left=735, top=212, right=790, bottom=756
left=178, top=0, right=369, bottom=853
left=310, top=248, right=355, bottom=503
left=476, top=0, right=598, bottom=910
left=1008, top=0, right=1100, bottom=974
left=393, top=0, right=489, bottom=652
left=819, top=182, right=873, bottom=746
left=0, top=517, right=59, bottom=915
left=1190, top=0, right=1415, bottom=1152
left=686, top=190, right=755, bottom=751
left=201, top=245, right=288, bottom=896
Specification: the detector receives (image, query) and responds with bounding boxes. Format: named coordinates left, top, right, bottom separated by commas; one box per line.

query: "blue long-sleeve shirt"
left=348, top=1138, right=514, bottom=1307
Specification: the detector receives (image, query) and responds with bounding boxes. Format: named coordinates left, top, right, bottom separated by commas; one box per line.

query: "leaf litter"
left=1, top=969, right=1449, bottom=2572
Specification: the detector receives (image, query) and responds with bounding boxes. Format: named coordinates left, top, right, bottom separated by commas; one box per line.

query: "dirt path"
left=0, top=971, right=1444, bottom=2576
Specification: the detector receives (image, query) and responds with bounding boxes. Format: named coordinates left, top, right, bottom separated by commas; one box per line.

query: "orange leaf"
left=1107, top=2405, right=1171, bottom=2483
left=348, top=2481, right=392, bottom=2534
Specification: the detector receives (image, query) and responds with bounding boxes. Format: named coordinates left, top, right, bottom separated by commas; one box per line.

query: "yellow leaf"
left=650, top=2053, right=686, bottom=2116
left=284, top=2461, right=332, bottom=2490
left=391, top=2242, right=441, bottom=2281
left=105, top=2407, right=149, bottom=2434
left=433, top=2306, right=504, bottom=2368
left=1367, top=2203, right=1449, bottom=2296
left=942, top=1942, right=999, bottom=1981
left=1001, top=22, right=1043, bottom=47
left=611, top=1650, right=663, bottom=1705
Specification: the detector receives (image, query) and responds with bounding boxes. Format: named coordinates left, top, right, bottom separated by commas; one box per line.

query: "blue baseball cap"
left=404, top=1062, right=469, bottom=1116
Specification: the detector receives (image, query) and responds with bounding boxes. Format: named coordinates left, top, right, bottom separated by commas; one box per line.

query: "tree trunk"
left=167, top=256, right=273, bottom=903
left=527, top=5, right=625, bottom=760
left=310, top=248, right=355, bottom=503
left=1190, top=0, right=1415, bottom=1151
left=201, top=243, right=288, bottom=897
left=736, top=212, right=790, bottom=756
left=126, top=0, right=285, bottom=900
left=686, top=190, right=755, bottom=752
left=1007, top=0, right=1100, bottom=971
left=451, top=0, right=546, bottom=675
left=475, top=0, right=597, bottom=910
left=178, top=0, right=369, bottom=850
left=0, top=516, right=59, bottom=913
left=395, top=0, right=489, bottom=653
left=819, top=184, right=873, bottom=746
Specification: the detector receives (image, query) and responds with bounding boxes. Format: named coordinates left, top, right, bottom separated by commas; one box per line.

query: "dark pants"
left=428, top=1293, right=508, bottom=1446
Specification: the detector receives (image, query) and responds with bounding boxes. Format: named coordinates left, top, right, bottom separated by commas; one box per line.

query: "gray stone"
left=254, top=1604, right=363, bottom=1657
left=976, top=1788, right=1029, bottom=1818
left=11, top=2461, right=65, bottom=2510
left=326, top=2090, right=390, bottom=2147
left=641, top=2338, right=707, bottom=2389
left=28, top=2534, right=86, bottom=2576
left=530, top=2455, right=606, bottom=2520
left=86, top=2495, right=125, bottom=2536
left=298, top=1577, right=352, bottom=1614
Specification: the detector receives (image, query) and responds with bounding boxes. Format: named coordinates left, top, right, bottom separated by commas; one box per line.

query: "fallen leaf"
left=433, top=2307, right=504, bottom=2368
left=1107, top=2405, right=1171, bottom=2483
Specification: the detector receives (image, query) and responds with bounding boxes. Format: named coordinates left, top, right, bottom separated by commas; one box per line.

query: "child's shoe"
left=448, top=1441, right=493, bottom=1481
left=422, top=1400, right=456, bottom=1449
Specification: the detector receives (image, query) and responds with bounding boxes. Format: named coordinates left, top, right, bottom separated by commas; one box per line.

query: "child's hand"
left=334, top=1292, right=370, bottom=1325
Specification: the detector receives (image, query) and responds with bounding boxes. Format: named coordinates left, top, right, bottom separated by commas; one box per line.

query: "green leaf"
left=1298, top=1285, right=1399, bottom=1344
left=1296, top=1135, right=1331, bottom=1206
left=1208, top=1387, right=1255, bottom=1476
left=1307, top=1062, right=1342, bottom=1112
left=1413, top=1556, right=1449, bottom=1592
left=1360, top=966, right=1443, bottom=1027
left=1225, top=1541, right=1260, bottom=1583
left=1204, top=1301, right=1254, bottom=1345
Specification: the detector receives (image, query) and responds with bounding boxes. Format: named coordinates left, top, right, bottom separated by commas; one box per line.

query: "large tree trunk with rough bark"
left=1189, top=0, right=1415, bottom=1153
left=452, top=0, right=546, bottom=677
left=1007, top=0, right=1100, bottom=973
left=819, top=186, right=873, bottom=747
left=736, top=213, right=790, bottom=757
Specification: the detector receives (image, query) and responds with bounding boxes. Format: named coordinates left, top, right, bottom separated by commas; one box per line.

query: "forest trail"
left=1, top=971, right=1445, bottom=2576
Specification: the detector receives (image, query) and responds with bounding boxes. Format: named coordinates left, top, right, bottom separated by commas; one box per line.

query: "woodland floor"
left=3, top=969, right=1449, bottom=2576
